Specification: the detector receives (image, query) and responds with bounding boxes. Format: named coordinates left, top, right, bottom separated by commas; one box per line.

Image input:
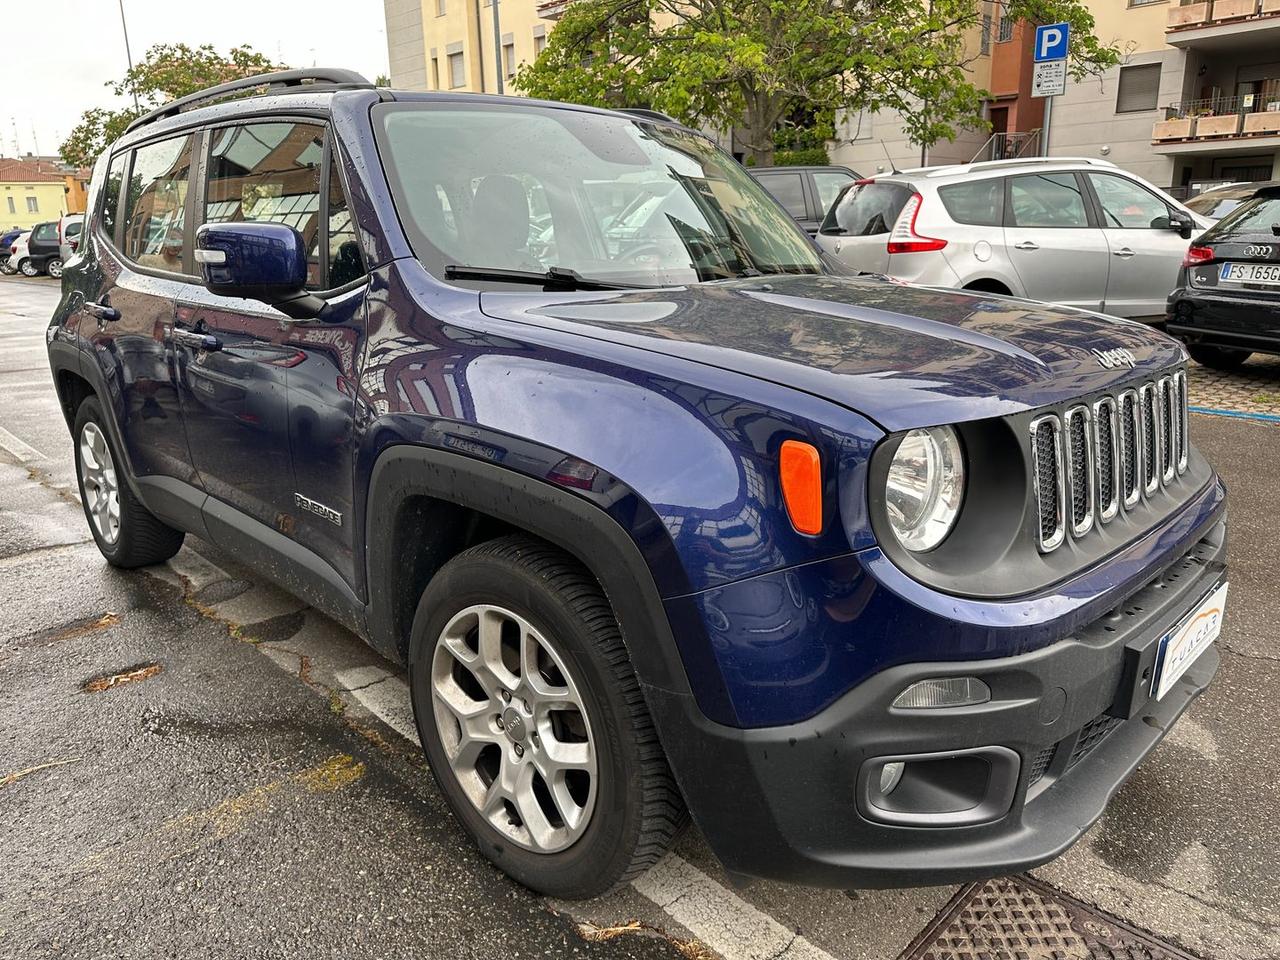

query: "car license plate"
left=1152, top=581, right=1228, bottom=701
left=1220, top=262, right=1280, bottom=285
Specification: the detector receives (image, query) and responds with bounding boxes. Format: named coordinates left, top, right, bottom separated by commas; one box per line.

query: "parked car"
left=2, top=230, right=31, bottom=275
left=13, top=220, right=64, bottom=277
left=1167, top=183, right=1280, bottom=369
left=0, top=227, right=23, bottom=269
left=49, top=69, right=1227, bottom=900
left=1184, top=180, right=1280, bottom=223
left=815, top=158, right=1210, bottom=320
left=58, top=213, right=84, bottom=264
left=749, top=164, right=860, bottom=234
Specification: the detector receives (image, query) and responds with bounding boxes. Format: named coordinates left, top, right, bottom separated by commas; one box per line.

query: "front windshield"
left=374, top=102, right=824, bottom=286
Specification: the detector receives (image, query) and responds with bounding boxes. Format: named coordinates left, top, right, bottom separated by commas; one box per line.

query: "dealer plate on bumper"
left=1152, top=581, right=1227, bottom=701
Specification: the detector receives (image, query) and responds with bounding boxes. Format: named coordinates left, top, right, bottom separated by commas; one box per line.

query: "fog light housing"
left=892, top=676, right=991, bottom=709
left=879, top=761, right=905, bottom=795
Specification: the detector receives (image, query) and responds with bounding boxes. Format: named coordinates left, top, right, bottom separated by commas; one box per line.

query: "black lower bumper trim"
left=650, top=519, right=1226, bottom=888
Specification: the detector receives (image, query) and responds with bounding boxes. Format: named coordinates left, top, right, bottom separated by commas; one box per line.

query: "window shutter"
left=1117, top=64, right=1162, bottom=113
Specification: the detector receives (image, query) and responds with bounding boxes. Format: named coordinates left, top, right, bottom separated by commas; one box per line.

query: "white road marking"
left=335, top=666, right=419, bottom=743
left=633, top=855, right=838, bottom=960
left=0, top=425, right=44, bottom=462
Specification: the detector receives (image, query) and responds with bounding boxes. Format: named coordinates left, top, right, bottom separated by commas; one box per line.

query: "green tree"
left=515, top=0, right=1119, bottom=166
left=60, top=44, right=283, bottom=167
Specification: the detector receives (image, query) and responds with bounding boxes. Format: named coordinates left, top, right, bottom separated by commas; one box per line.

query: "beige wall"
left=385, top=0, right=556, bottom=94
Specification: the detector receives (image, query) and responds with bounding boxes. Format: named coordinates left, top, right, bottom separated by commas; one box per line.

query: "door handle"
left=1113, top=248, right=1136, bottom=258
left=83, top=299, right=120, bottom=322
left=1013, top=241, right=1040, bottom=251
left=172, top=328, right=222, bottom=352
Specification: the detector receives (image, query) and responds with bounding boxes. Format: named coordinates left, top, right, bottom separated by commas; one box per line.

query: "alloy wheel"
left=430, top=603, right=597, bottom=853
left=47, top=259, right=63, bottom=279
left=18, top=260, right=37, bottom=277
left=79, top=422, right=121, bottom=544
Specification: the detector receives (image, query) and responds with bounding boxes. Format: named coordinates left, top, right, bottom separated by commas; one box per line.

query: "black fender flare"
left=364, top=443, right=698, bottom=700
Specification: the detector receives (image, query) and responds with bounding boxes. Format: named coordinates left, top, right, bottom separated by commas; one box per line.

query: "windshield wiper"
left=444, top=264, right=640, bottom=290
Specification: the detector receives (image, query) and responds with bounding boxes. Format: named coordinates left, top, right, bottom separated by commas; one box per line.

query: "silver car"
left=815, top=158, right=1211, bottom=321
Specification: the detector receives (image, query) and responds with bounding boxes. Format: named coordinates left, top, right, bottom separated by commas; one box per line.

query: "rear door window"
left=753, top=172, right=808, bottom=218
left=204, top=122, right=325, bottom=288
left=821, top=181, right=912, bottom=236
left=102, top=152, right=128, bottom=240
left=121, top=134, right=195, bottom=273
left=1007, top=173, right=1090, bottom=228
left=938, top=178, right=1004, bottom=226
left=32, top=222, right=58, bottom=243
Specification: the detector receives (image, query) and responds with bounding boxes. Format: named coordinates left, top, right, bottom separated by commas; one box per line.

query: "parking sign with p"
left=1034, top=22, right=1070, bottom=62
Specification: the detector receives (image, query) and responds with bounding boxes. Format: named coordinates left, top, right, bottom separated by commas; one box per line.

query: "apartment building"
left=384, top=0, right=556, bottom=95
left=830, top=4, right=1045, bottom=174
left=1052, top=0, right=1280, bottom=193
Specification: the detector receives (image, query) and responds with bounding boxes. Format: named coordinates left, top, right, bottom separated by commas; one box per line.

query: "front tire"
left=47, top=258, right=64, bottom=279
left=408, top=535, right=687, bottom=898
left=1188, top=344, right=1251, bottom=371
left=73, top=396, right=185, bottom=567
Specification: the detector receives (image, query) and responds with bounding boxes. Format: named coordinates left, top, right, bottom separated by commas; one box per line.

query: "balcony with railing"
left=1152, top=94, right=1280, bottom=151
left=1167, top=0, right=1280, bottom=47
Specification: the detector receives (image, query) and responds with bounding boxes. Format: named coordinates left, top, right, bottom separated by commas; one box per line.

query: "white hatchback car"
left=815, top=158, right=1212, bottom=320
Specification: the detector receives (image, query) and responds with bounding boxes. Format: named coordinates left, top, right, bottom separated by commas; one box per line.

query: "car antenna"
left=879, top=140, right=901, bottom=175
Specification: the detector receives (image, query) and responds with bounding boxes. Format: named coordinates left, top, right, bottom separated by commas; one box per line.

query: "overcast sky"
left=6, top=0, right=390, bottom=160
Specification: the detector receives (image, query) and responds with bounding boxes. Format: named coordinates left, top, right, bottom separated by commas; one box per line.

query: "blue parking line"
left=1190, top=405, right=1280, bottom=423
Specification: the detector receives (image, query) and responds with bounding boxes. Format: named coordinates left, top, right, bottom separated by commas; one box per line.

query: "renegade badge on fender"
left=48, top=69, right=1228, bottom=898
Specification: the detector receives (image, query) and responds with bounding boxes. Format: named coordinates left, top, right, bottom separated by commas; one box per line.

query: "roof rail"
left=617, top=107, right=679, bottom=124
left=920, top=156, right=1117, bottom=178
left=125, top=68, right=374, bottom=134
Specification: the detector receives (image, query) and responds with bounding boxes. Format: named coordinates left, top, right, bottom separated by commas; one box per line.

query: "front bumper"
left=648, top=519, right=1226, bottom=888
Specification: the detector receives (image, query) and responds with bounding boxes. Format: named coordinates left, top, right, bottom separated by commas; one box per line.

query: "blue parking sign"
left=1034, top=22, right=1070, bottom=62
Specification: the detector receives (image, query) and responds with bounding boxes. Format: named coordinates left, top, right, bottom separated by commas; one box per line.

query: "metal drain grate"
left=900, top=875, right=1201, bottom=960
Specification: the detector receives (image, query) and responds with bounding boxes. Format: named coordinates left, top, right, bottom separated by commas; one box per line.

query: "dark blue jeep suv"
left=47, top=69, right=1228, bottom=898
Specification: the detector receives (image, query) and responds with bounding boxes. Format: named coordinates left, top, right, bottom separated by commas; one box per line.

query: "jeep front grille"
left=1031, top=370, right=1188, bottom=553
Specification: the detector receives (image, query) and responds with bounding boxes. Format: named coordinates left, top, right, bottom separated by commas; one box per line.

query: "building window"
left=7, top=197, right=15, bottom=215
left=435, top=0, right=445, bottom=15
left=25, top=196, right=38, bottom=213
left=534, top=33, right=546, bottom=57
left=980, top=8, right=992, bottom=54
left=1116, top=63, right=1161, bottom=113
left=432, top=56, right=441, bottom=90
left=503, top=42, right=516, bottom=78
left=1128, top=0, right=1164, bottom=6
left=997, top=13, right=1014, bottom=42
left=448, top=51, right=465, bottom=89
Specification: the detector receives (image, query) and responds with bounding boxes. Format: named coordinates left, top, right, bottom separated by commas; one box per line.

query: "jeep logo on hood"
left=1093, top=347, right=1137, bottom=370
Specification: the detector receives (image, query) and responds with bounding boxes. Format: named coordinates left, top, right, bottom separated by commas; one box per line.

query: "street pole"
left=491, top=0, right=504, bottom=94
left=117, top=0, right=139, bottom=112
left=1042, top=94, right=1053, bottom=157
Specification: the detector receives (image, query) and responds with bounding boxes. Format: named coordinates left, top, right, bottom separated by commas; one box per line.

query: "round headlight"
left=884, top=426, right=965, bottom=553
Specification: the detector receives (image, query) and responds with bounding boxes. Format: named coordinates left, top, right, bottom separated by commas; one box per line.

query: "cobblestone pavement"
left=1187, top=355, right=1280, bottom=417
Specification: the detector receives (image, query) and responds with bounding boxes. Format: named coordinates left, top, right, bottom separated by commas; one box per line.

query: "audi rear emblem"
left=1244, top=244, right=1275, bottom=258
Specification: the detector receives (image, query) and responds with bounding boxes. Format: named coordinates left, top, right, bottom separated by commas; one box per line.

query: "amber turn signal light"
left=779, top=440, right=822, bottom=535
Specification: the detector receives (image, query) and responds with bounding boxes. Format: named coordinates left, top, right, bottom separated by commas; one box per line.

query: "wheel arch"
left=364, top=444, right=706, bottom=707
left=962, top=277, right=1014, bottom=296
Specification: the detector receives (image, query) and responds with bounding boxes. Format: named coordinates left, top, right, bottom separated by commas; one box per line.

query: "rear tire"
left=1187, top=344, right=1251, bottom=371
left=73, top=396, right=185, bottom=568
left=47, top=258, right=64, bottom=279
left=408, top=534, right=687, bottom=898
left=18, top=259, right=37, bottom=277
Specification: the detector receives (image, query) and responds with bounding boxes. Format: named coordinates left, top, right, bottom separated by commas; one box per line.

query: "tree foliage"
left=60, top=44, right=283, bottom=167
left=514, top=0, right=1119, bottom=165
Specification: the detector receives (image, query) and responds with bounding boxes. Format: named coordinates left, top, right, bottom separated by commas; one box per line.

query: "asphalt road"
left=2, top=273, right=1277, bottom=960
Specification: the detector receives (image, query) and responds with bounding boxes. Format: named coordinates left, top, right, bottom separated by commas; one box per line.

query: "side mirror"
left=1168, top=209, right=1194, bottom=240
left=195, top=221, right=327, bottom=320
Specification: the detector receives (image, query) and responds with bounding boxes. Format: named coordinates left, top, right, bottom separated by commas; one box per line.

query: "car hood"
left=478, top=275, right=1186, bottom=431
